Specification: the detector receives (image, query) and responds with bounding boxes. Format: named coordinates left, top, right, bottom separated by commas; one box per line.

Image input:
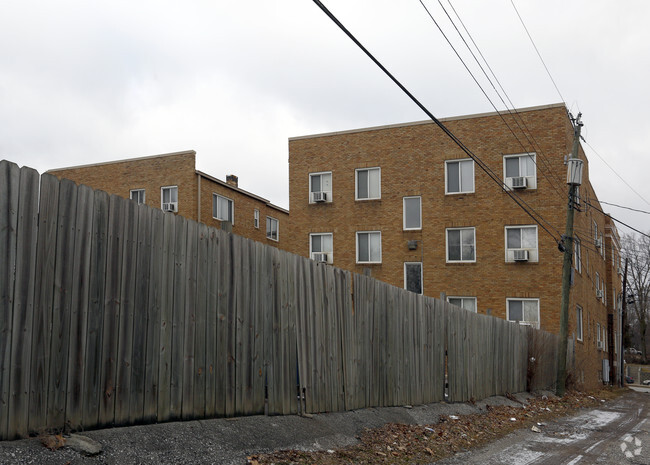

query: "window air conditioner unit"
left=513, top=249, right=529, bottom=261
left=162, top=202, right=178, bottom=212
left=596, top=289, right=603, bottom=299
left=312, top=191, right=327, bottom=203
left=312, top=252, right=328, bottom=263
left=597, top=340, right=603, bottom=350
left=511, top=176, right=527, bottom=189
left=595, top=238, right=602, bottom=249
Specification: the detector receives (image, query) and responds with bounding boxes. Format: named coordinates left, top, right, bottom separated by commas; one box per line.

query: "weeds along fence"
left=1, top=160, right=558, bottom=440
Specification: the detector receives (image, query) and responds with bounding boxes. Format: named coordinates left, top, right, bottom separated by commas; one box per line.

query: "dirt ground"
left=247, top=388, right=624, bottom=465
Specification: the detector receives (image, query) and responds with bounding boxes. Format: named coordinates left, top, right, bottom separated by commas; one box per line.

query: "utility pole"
left=556, top=112, right=583, bottom=396
left=621, top=258, right=628, bottom=385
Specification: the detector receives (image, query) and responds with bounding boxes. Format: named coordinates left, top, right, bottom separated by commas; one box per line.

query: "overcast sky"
left=2, top=0, right=649, bottom=235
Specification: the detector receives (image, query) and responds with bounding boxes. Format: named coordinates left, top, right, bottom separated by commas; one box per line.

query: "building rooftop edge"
left=288, top=102, right=567, bottom=141
left=46, top=150, right=197, bottom=173
left=196, top=170, right=289, bottom=214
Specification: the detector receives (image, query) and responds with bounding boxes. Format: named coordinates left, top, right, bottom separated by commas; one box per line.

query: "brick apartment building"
left=287, top=103, right=623, bottom=389
left=48, top=150, right=289, bottom=248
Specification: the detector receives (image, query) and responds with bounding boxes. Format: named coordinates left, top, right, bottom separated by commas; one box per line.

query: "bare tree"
left=621, top=233, right=650, bottom=362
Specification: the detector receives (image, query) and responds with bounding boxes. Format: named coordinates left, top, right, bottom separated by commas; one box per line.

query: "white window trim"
left=444, top=159, right=475, bottom=195
left=266, top=216, right=279, bottom=242
left=447, top=296, right=477, bottom=313
left=130, top=189, right=145, bottom=204
left=254, top=209, right=260, bottom=229
left=403, top=196, right=422, bottom=231
left=573, top=236, right=582, bottom=273
left=506, top=298, right=540, bottom=329
left=355, top=167, right=381, bottom=201
left=309, top=171, right=333, bottom=204
left=309, top=232, right=333, bottom=264
left=404, top=262, right=423, bottom=294
left=356, top=230, right=382, bottom=264
left=445, top=227, right=476, bottom=263
left=504, top=225, right=538, bottom=263
left=212, top=193, right=234, bottom=224
left=576, top=305, right=583, bottom=341
left=160, top=185, right=178, bottom=210
left=503, top=153, right=537, bottom=190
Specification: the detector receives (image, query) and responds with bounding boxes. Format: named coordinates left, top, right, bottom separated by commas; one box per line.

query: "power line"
left=435, top=0, right=569, bottom=198
left=510, top=0, right=566, bottom=104
left=599, top=201, right=650, bottom=216
left=311, top=0, right=562, bottom=243
left=418, top=0, right=568, bottom=203
left=582, top=199, right=650, bottom=239
left=583, top=140, right=650, bottom=208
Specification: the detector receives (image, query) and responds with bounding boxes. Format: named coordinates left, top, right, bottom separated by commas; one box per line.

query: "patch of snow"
left=567, top=410, right=622, bottom=430
left=492, top=448, right=544, bottom=465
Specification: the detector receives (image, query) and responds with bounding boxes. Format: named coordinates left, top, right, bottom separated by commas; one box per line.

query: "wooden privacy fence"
left=1, top=160, right=559, bottom=440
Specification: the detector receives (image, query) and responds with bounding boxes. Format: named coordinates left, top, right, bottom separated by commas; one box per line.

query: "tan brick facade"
left=288, top=103, right=620, bottom=389
left=48, top=150, right=288, bottom=249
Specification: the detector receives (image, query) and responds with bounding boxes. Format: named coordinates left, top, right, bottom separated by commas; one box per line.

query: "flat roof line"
left=46, top=150, right=196, bottom=172
left=289, top=103, right=566, bottom=141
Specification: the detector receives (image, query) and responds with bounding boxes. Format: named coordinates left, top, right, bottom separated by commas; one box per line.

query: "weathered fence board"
left=47, top=179, right=78, bottom=429
left=0, top=162, right=565, bottom=440
left=29, top=173, right=60, bottom=433
left=65, top=184, right=94, bottom=431
left=8, top=166, right=39, bottom=438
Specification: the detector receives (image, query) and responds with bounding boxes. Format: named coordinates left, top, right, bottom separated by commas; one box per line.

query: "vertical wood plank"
left=64, top=184, right=94, bottom=431
left=143, top=207, right=164, bottom=422
left=215, top=229, right=231, bottom=417
left=193, top=223, right=209, bottom=419
left=204, top=227, right=219, bottom=418
left=99, top=195, right=126, bottom=427
left=29, top=173, right=60, bottom=434
left=130, top=204, right=152, bottom=423
left=47, top=179, right=78, bottom=430
left=82, top=189, right=109, bottom=429
left=0, top=160, right=20, bottom=439
left=169, top=215, right=187, bottom=420
left=181, top=220, right=198, bottom=420
left=8, top=166, right=40, bottom=438
left=114, top=200, right=138, bottom=425
left=156, top=211, right=176, bottom=422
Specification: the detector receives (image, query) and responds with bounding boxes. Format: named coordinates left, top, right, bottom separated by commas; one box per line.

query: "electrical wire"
left=582, top=199, right=650, bottom=239
left=433, top=0, right=569, bottom=199
left=510, top=0, right=565, bottom=104
left=599, top=201, right=650, bottom=216
left=311, top=0, right=562, bottom=243
left=583, top=140, right=650, bottom=208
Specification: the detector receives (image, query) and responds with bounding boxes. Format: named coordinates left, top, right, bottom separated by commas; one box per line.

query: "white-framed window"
left=130, top=189, right=145, bottom=204
left=573, top=236, right=581, bottom=273
left=355, top=167, right=381, bottom=200
left=505, top=225, right=538, bottom=262
left=266, top=216, right=279, bottom=241
left=254, top=209, right=260, bottom=229
left=445, top=159, right=474, bottom=194
left=576, top=305, right=583, bottom=341
left=448, top=296, right=477, bottom=313
left=504, top=153, right=537, bottom=189
left=212, top=193, right=234, bottom=223
left=356, top=231, right=381, bottom=263
left=596, top=272, right=601, bottom=298
left=403, top=196, right=422, bottom=230
left=309, top=171, right=332, bottom=203
left=161, top=186, right=178, bottom=212
left=310, top=233, right=333, bottom=263
left=446, top=227, right=476, bottom=262
left=507, top=298, right=540, bottom=329
left=404, top=262, right=422, bottom=294
left=597, top=322, right=601, bottom=349
left=600, top=232, right=604, bottom=258
left=602, top=278, right=606, bottom=303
